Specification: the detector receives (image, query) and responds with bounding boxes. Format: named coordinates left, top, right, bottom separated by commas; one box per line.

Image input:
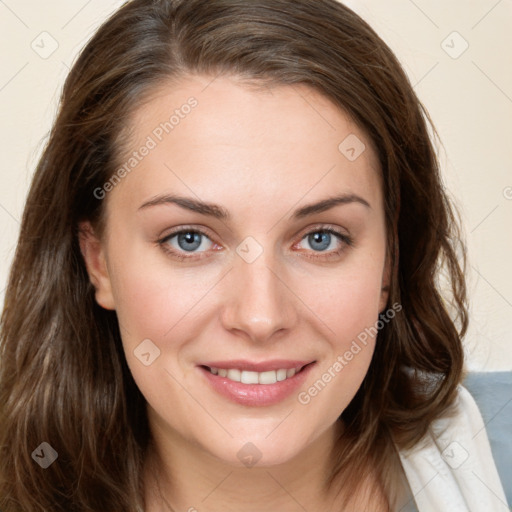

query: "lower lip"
left=199, top=364, right=315, bottom=407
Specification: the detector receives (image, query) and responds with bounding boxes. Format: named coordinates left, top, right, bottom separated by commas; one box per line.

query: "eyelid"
left=295, top=222, right=351, bottom=241
left=158, top=224, right=216, bottom=242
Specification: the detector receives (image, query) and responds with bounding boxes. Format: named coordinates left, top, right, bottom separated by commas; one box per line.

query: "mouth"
left=201, top=363, right=310, bottom=384
left=198, top=360, right=316, bottom=406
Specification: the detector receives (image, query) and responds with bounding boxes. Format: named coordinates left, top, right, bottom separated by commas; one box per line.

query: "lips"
left=201, top=359, right=311, bottom=372
left=198, top=359, right=315, bottom=406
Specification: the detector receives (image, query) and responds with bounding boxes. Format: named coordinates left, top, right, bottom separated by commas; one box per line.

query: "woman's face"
left=81, top=74, right=389, bottom=467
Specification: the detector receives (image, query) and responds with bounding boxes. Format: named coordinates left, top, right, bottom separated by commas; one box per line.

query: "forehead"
left=110, top=74, right=382, bottom=214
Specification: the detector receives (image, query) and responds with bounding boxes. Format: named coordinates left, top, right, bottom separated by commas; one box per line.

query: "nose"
left=220, top=250, right=298, bottom=344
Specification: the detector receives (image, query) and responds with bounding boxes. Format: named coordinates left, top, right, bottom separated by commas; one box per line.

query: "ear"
left=78, top=221, right=116, bottom=310
left=379, top=251, right=391, bottom=313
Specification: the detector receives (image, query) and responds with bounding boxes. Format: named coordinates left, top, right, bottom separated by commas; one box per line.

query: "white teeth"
left=226, top=369, right=241, bottom=382
left=208, top=366, right=303, bottom=384
left=276, top=369, right=287, bottom=381
left=241, top=371, right=259, bottom=384
left=259, top=370, right=277, bottom=385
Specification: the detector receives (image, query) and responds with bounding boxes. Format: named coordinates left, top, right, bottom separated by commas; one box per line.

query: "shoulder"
left=397, top=384, right=509, bottom=512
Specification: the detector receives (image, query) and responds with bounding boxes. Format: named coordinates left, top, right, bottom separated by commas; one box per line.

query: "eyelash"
left=157, top=225, right=354, bottom=262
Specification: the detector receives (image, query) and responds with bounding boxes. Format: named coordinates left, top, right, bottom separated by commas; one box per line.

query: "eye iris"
left=308, top=231, right=331, bottom=251
left=177, top=232, right=202, bottom=251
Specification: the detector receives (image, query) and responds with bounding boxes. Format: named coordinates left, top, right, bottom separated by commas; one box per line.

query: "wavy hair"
left=0, top=0, right=467, bottom=510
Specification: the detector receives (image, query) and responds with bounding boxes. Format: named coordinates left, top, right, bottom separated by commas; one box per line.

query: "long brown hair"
left=0, top=0, right=467, bottom=510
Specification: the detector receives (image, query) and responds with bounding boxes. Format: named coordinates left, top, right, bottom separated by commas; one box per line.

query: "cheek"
left=304, top=255, right=385, bottom=341
left=106, top=251, right=220, bottom=416
left=317, top=281, right=381, bottom=373
left=293, top=255, right=385, bottom=414
left=106, top=237, right=218, bottom=342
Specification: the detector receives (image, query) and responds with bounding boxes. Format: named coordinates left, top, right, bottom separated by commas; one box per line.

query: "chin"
left=201, top=422, right=321, bottom=470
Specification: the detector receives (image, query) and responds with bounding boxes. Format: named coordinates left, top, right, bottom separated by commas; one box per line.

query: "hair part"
left=0, top=1, right=467, bottom=510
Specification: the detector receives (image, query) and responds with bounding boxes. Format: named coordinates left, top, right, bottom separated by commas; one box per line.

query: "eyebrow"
left=138, top=193, right=371, bottom=220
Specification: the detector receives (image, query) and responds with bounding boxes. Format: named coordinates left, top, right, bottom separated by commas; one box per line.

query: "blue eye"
left=307, top=231, right=333, bottom=251
left=162, top=230, right=214, bottom=254
left=175, top=232, right=202, bottom=251
left=298, top=229, right=351, bottom=253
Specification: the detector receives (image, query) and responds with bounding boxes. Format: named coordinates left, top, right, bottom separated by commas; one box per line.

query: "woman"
left=0, top=0, right=507, bottom=510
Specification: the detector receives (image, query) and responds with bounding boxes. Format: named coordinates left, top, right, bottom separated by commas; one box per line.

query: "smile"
left=198, top=360, right=316, bottom=406
left=206, top=366, right=304, bottom=385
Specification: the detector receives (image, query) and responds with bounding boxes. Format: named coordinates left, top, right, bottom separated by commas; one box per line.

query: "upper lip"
left=199, top=360, right=314, bottom=372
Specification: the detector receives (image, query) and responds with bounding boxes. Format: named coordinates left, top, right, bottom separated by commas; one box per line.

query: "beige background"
left=0, top=0, right=511, bottom=370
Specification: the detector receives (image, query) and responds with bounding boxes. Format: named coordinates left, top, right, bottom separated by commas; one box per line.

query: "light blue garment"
left=463, top=372, right=512, bottom=506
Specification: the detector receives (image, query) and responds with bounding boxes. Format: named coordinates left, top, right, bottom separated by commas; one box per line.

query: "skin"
left=80, top=74, right=390, bottom=511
